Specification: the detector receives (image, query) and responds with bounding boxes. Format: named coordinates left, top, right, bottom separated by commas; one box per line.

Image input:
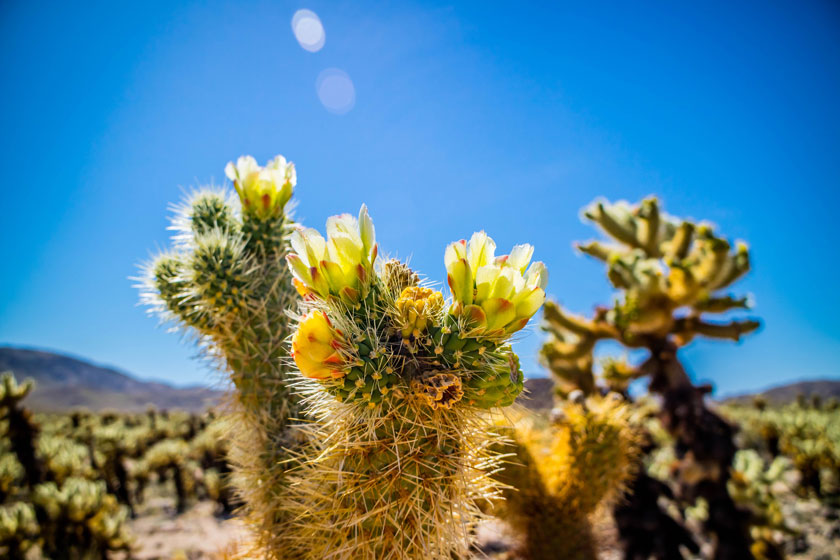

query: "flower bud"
left=394, top=286, right=445, bottom=339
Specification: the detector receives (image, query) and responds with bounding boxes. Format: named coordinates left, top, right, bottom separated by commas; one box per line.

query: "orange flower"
left=292, top=311, right=347, bottom=380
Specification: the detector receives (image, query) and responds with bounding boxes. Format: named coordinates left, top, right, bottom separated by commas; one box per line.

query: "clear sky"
left=1, top=1, right=838, bottom=397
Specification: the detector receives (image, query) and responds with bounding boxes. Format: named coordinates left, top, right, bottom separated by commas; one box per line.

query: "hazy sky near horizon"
left=1, top=1, right=838, bottom=396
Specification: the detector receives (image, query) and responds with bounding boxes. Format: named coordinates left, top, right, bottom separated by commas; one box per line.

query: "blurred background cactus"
left=722, top=398, right=840, bottom=502
left=492, top=394, right=641, bottom=560
left=282, top=216, right=546, bottom=559
left=1, top=373, right=43, bottom=488
left=726, top=449, right=794, bottom=560
left=138, top=154, right=307, bottom=555
left=0, top=372, right=132, bottom=559
left=540, top=197, right=761, bottom=559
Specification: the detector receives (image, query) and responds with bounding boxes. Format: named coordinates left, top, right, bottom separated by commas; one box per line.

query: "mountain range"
left=0, top=346, right=221, bottom=413
left=722, top=379, right=840, bottom=405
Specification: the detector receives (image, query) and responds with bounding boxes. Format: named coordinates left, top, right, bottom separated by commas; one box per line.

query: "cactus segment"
left=138, top=154, right=306, bottom=556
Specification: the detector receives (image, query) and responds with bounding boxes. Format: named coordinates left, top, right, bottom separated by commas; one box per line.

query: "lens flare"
left=316, top=68, right=356, bottom=115
left=292, top=9, right=325, bottom=52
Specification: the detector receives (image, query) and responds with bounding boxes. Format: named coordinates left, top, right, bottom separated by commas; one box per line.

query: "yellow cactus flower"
left=445, top=232, right=548, bottom=336
left=224, top=155, right=295, bottom=220
left=291, top=310, right=347, bottom=380
left=394, top=286, right=445, bottom=339
left=286, top=205, right=378, bottom=304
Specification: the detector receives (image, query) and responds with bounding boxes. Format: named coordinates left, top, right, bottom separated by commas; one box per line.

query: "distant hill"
left=519, top=377, right=554, bottom=410
left=0, top=346, right=221, bottom=412
left=519, top=377, right=840, bottom=409
left=724, top=379, right=840, bottom=405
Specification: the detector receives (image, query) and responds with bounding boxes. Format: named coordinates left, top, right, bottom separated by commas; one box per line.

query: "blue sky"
left=1, top=1, right=838, bottom=396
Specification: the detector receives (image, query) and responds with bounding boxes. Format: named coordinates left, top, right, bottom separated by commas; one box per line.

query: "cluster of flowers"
left=214, top=155, right=549, bottom=412
left=264, top=156, right=548, bottom=410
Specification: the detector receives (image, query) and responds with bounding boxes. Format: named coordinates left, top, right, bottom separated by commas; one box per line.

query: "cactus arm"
left=542, top=301, right=596, bottom=337
left=575, top=240, right=615, bottom=262
left=709, top=244, right=750, bottom=291
left=637, top=197, right=661, bottom=256
left=672, top=317, right=761, bottom=342
left=662, top=221, right=695, bottom=261
left=542, top=339, right=596, bottom=365
left=691, top=294, right=750, bottom=313
left=583, top=201, right=645, bottom=250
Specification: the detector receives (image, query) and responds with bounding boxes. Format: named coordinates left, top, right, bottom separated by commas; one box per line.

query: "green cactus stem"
left=138, top=155, right=309, bottom=554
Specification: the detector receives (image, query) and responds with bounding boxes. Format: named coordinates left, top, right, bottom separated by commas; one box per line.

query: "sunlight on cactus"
left=723, top=399, right=840, bottom=500
left=137, top=156, right=549, bottom=558
left=280, top=209, right=547, bottom=559
left=493, top=395, right=641, bottom=560
left=33, top=477, right=131, bottom=556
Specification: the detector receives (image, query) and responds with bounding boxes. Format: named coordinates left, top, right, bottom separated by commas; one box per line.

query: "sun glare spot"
left=292, top=9, right=325, bottom=52
left=316, top=68, right=355, bottom=115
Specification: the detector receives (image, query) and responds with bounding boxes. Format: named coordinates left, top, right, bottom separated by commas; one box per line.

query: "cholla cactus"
left=0, top=373, right=42, bottom=487
left=493, top=395, right=640, bottom=560
left=139, top=155, right=306, bottom=552
left=191, top=418, right=237, bottom=514
left=284, top=217, right=547, bottom=559
left=541, top=198, right=760, bottom=559
left=0, top=454, right=23, bottom=503
left=33, top=477, right=131, bottom=557
left=0, top=502, right=38, bottom=558
left=90, top=424, right=137, bottom=515
left=0, top=375, right=133, bottom=559
left=723, top=400, right=840, bottom=500
left=728, top=450, right=794, bottom=560
left=144, top=439, right=192, bottom=513
left=37, top=436, right=93, bottom=485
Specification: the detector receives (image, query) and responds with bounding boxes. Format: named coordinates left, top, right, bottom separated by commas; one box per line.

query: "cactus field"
left=2, top=372, right=838, bottom=559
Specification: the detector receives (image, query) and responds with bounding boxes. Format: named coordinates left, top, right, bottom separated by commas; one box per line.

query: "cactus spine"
left=541, top=197, right=760, bottom=559
left=284, top=218, right=547, bottom=559
left=139, top=155, right=306, bottom=555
